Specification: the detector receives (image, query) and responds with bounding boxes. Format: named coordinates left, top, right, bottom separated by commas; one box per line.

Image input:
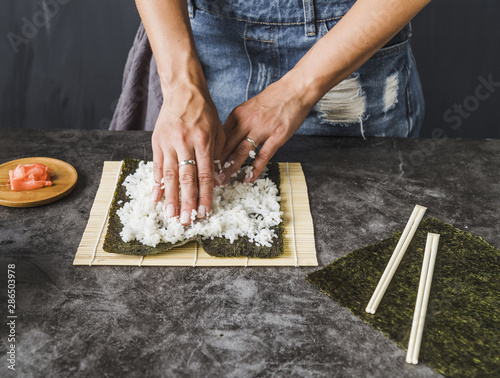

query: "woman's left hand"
left=218, top=75, right=314, bottom=184
left=217, top=0, right=432, bottom=185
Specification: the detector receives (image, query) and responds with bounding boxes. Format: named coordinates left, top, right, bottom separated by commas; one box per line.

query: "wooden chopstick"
left=365, top=205, right=427, bottom=314
left=406, top=233, right=440, bottom=364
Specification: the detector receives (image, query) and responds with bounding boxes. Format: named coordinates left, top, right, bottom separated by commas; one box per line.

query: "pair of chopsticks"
left=365, top=205, right=427, bottom=314
left=365, top=204, right=440, bottom=365
left=406, top=232, right=440, bottom=364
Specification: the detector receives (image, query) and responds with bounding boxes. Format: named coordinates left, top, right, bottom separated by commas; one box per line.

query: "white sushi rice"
left=244, top=165, right=254, bottom=181
left=117, top=161, right=282, bottom=248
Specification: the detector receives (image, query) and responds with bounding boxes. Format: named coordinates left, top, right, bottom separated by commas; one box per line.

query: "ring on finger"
left=245, top=137, right=258, bottom=148
left=178, top=159, right=197, bottom=168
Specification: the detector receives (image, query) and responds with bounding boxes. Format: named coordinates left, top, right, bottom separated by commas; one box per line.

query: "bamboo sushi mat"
left=73, top=161, right=318, bottom=267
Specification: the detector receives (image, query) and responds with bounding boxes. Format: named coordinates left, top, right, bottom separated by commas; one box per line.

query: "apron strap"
left=302, top=0, right=316, bottom=37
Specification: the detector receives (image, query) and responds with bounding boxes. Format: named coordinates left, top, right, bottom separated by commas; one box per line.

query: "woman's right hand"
left=136, top=0, right=225, bottom=224
left=151, top=82, right=225, bottom=225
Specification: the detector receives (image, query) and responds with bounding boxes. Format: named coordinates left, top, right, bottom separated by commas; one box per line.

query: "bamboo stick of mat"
left=74, top=161, right=318, bottom=267
left=406, top=233, right=440, bottom=364
left=365, top=205, right=427, bottom=314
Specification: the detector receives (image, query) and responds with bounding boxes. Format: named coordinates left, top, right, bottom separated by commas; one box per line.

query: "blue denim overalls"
left=186, top=0, right=425, bottom=137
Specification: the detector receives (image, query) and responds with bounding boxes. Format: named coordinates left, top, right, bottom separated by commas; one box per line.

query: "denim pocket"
left=322, top=19, right=411, bottom=55
left=302, top=21, right=416, bottom=137
left=371, top=38, right=410, bottom=59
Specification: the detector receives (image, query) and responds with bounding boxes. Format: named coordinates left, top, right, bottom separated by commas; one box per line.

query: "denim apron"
left=110, top=0, right=424, bottom=137
left=186, top=0, right=425, bottom=137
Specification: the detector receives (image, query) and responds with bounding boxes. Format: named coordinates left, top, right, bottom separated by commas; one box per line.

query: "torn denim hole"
left=317, top=75, right=366, bottom=125
left=256, top=62, right=271, bottom=93
left=383, top=72, right=399, bottom=112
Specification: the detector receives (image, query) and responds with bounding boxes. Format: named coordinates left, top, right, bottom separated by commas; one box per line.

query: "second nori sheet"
left=196, top=162, right=284, bottom=258
left=306, top=218, right=500, bottom=377
left=103, top=159, right=284, bottom=258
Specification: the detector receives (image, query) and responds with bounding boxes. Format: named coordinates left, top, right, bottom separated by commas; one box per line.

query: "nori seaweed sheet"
left=306, top=218, right=500, bottom=377
left=103, top=159, right=189, bottom=256
left=197, top=162, right=284, bottom=258
left=103, top=159, right=284, bottom=258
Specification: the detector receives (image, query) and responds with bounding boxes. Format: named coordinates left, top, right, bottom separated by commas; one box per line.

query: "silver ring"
left=245, top=137, right=258, bottom=148
left=178, top=160, right=197, bottom=168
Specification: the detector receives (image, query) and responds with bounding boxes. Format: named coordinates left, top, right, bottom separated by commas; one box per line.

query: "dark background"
left=1, top=0, right=499, bottom=138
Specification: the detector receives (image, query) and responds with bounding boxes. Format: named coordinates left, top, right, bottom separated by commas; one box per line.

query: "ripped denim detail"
left=317, top=75, right=366, bottom=125
left=384, top=72, right=399, bottom=112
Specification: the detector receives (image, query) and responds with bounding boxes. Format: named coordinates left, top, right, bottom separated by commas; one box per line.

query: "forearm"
left=288, top=0, right=431, bottom=107
left=135, top=0, right=206, bottom=94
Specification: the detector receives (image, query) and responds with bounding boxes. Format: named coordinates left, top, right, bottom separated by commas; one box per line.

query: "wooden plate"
left=0, top=157, right=77, bottom=208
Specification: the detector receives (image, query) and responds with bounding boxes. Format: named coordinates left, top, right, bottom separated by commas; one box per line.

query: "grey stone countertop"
left=0, top=129, right=499, bottom=378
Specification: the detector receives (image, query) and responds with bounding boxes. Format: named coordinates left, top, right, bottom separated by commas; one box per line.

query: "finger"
left=151, top=139, right=164, bottom=203
left=162, top=151, right=179, bottom=218
left=221, top=111, right=244, bottom=163
left=245, top=137, right=280, bottom=183
left=220, top=136, right=259, bottom=185
left=221, top=109, right=238, bottom=135
left=178, top=156, right=198, bottom=225
left=195, top=146, right=214, bottom=219
left=213, top=128, right=226, bottom=186
left=214, top=126, right=226, bottom=161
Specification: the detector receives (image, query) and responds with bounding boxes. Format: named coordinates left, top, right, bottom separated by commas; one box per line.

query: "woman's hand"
left=152, top=83, right=225, bottom=225
left=216, top=0, right=431, bottom=183
left=219, top=75, right=314, bottom=183
left=137, top=0, right=225, bottom=224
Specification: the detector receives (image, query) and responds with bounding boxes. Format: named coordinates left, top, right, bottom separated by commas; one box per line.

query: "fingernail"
left=214, top=173, right=222, bottom=185
left=180, top=211, right=190, bottom=224
left=197, top=205, right=206, bottom=218
left=166, top=204, right=175, bottom=218
left=217, top=172, right=226, bottom=184
left=152, top=189, right=159, bottom=202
